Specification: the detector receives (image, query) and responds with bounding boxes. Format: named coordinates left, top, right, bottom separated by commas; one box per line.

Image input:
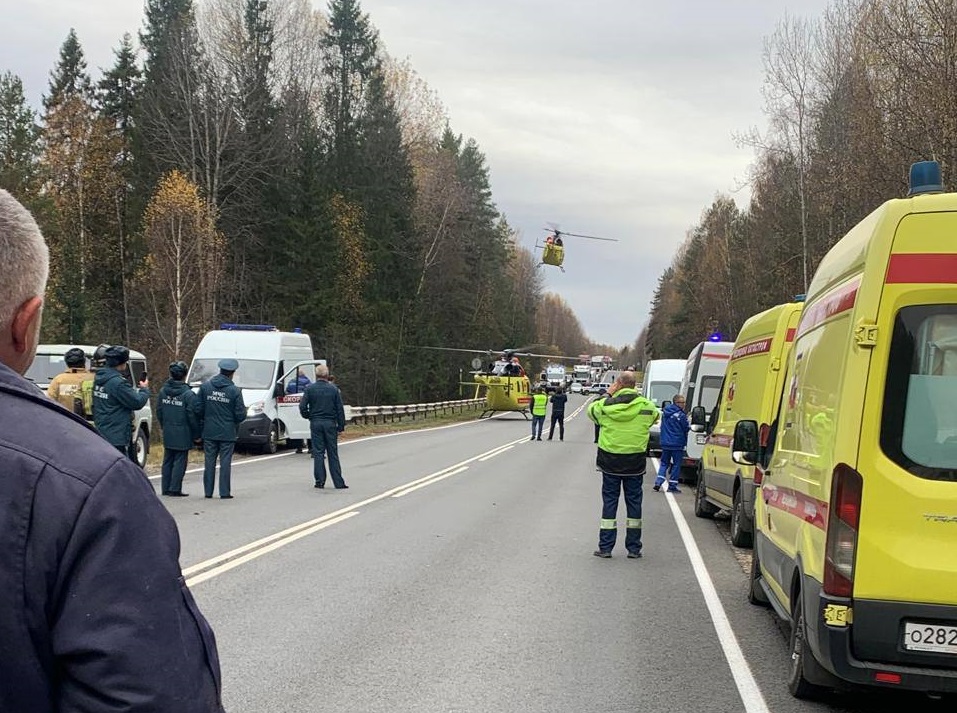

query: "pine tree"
left=44, top=29, right=92, bottom=110
left=0, top=71, right=39, bottom=198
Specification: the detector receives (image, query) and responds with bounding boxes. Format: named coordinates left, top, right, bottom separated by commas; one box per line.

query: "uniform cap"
left=169, top=360, right=189, bottom=379
left=64, top=347, right=86, bottom=368
left=104, top=345, right=130, bottom=366
left=218, top=358, right=239, bottom=372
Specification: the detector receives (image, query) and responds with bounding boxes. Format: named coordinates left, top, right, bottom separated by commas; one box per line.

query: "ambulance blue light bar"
left=708, top=332, right=723, bottom=342
left=220, top=323, right=278, bottom=331
left=794, top=294, right=806, bottom=302
left=908, top=160, right=943, bottom=196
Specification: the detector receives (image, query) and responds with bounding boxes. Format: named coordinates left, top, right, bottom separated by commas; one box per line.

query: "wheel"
left=694, top=469, right=718, bottom=519
left=731, top=488, right=753, bottom=547
left=261, top=422, right=279, bottom=454
left=788, top=591, right=830, bottom=700
left=748, top=545, right=769, bottom=606
left=134, top=428, right=149, bottom=468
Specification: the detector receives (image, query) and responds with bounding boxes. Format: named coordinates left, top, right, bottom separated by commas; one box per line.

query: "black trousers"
left=548, top=412, right=565, bottom=440
left=161, top=448, right=189, bottom=493
left=598, top=473, right=644, bottom=554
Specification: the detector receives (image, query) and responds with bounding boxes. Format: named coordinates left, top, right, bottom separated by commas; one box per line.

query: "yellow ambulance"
left=693, top=299, right=804, bottom=548
left=740, top=162, right=957, bottom=697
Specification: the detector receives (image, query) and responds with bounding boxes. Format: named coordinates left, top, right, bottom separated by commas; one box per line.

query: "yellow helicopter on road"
left=536, top=226, right=618, bottom=271
left=422, top=346, right=582, bottom=419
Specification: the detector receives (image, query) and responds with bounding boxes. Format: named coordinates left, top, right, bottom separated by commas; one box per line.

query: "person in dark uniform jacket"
left=0, top=188, right=224, bottom=712
left=199, top=358, right=246, bottom=499
left=299, top=363, right=348, bottom=489
left=92, top=345, right=150, bottom=462
left=157, top=360, right=201, bottom=496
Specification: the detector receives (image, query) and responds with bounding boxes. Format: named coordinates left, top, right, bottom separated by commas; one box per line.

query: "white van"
left=187, top=325, right=326, bottom=453
left=26, top=344, right=154, bottom=467
left=679, top=340, right=733, bottom=478
left=642, top=358, right=686, bottom=455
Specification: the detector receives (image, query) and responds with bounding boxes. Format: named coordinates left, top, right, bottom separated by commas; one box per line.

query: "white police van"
left=26, top=344, right=154, bottom=468
left=187, top=325, right=327, bottom=453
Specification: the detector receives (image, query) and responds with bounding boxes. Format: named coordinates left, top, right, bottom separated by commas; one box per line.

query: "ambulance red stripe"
left=885, top=253, right=957, bottom=283
left=762, top=484, right=829, bottom=531
left=796, top=278, right=860, bottom=338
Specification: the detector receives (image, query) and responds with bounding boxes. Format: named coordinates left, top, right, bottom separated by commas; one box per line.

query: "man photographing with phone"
left=93, top=345, right=151, bottom=464
left=587, top=371, right=660, bottom=559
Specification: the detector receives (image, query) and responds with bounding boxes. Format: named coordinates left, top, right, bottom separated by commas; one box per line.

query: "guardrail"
left=345, top=398, right=485, bottom=425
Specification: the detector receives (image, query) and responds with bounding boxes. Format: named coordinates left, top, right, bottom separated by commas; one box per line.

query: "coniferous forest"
left=0, top=0, right=629, bottom=405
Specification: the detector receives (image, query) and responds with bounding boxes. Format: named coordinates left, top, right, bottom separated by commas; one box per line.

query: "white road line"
left=478, top=445, right=514, bottom=461
left=655, top=459, right=771, bottom=713
left=183, top=434, right=530, bottom=583
left=392, top=466, right=469, bottom=498
left=149, top=411, right=516, bottom=481
left=185, top=512, right=360, bottom=587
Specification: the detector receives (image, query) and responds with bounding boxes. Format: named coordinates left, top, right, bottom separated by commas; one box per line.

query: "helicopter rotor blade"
left=560, top=231, right=619, bottom=242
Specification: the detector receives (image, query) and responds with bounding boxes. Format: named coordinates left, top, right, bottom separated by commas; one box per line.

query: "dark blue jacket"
left=299, top=379, right=345, bottom=431
left=0, top=362, right=224, bottom=712
left=285, top=373, right=311, bottom=394
left=199, top=374, right=246, bottom=441
left=93, top=366, right=150, bottom=446
left=659, top=402, right=690, bottom=449
left=158, top=379, right=201, bottom=450
left=550, top=392, right=568, bottom=415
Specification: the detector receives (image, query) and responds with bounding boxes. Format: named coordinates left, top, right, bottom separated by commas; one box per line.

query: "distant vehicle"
left=642, top=359, right=687, bottom=455
left=188, top=324, right=325, bottom=454
left=678, top=340, right=734, bottom=481
left=570, top=381, right=583, bottom=394
left=26, top=344, right=153, bottom=468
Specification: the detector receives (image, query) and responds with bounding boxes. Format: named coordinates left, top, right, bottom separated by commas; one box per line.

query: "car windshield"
left=649, top=381, right=681, bottom=405
left=881, top=305, right=957, bottom=480
left=25, top=353, right=90, bottom=385
left=188, top=359, right=276, bottom=390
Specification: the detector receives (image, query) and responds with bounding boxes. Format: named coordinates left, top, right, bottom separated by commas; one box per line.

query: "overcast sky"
left=2, top=0, right=833, bottom=349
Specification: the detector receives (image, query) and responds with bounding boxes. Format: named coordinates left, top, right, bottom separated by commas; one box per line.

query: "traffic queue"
left=680, top=161, right=957, bottom=699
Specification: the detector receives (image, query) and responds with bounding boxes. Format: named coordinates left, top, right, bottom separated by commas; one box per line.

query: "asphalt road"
left=162, top=396, right=951, bottom=712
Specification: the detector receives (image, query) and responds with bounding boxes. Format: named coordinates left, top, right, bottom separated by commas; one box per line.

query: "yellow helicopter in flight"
left=422, top=346, right=582, bottom=419
left=536, top=226, right=618, bottom=271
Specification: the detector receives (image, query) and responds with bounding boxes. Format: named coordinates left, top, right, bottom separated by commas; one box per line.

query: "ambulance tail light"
left=824, top=464, right=863, bottom=598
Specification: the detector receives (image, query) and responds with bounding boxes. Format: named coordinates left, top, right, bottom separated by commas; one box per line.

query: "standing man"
left=547, top=386, right=567, bottom=441
left=587, top=371, right=659, bottom=559
left=654, top=393, right=690, bottom=493
left=0, top=189, right=225, bottom=711
left=529, top=386, right=548, bottom=441
left=47, top=346, right=88, bottom=415
left=199, top=359, right=246, bottom=499
left=299, top=364, right=348, bottom=489
left=158, top=360, right=200, bottom=497
left=93, top=345, right=150, bottom=462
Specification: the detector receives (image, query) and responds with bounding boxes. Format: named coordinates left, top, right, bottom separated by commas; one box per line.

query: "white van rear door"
left=277, top=361, right=328, bottom=439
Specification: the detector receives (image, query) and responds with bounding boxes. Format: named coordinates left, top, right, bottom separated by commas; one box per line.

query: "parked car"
left=570, top=382, right=583, bottom=394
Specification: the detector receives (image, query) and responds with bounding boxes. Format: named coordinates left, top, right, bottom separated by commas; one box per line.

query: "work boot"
left=593, top=550, right=612, bottom=559
left=627, top=551, right=643, bottom=559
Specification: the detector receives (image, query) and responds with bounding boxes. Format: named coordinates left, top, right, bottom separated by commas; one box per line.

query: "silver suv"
left=26, top=344, right=154, bottom=467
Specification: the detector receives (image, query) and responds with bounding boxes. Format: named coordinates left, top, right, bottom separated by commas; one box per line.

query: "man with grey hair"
left=299, top=362, right=348, bottom=488
left=0, top=190, right=225, bottom=711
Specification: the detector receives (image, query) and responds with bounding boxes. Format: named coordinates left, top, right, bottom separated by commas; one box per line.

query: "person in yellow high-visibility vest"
left=530, top=387, right=548, bottom=441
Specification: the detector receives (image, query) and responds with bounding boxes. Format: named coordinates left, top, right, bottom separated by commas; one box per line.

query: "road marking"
left=479, top=445, right=514, bottom=461
left=183, top=434, right=530, bottom=584
left=149, top=411, right=517, bottom=481
left=185, top=512, right=360, bottom=587
left=654, top=459, right=771, bottom=713
left=392, top=466, right=469, bottom=498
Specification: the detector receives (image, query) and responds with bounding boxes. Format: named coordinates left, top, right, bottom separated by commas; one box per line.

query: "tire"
left=788, top=590, right=830, bottom=700
left=748, top=545, right=769, bottom=607
left=730, top=487, right=754, bottom=548
left=262, top=422, right=279, bottom=454
left=134, top=428, right=149, bottom=468
left=694, top=469, right=718, bottom=519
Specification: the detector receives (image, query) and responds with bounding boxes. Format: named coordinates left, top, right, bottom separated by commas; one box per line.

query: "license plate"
left=902, top=622, right=957, bottom=655
left=696, top=434, right=707, bottom=445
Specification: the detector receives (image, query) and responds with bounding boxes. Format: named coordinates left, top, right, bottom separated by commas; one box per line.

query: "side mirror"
left=732, top=419, right=758, bottom=465
left=273, top=381, right=284, bottom=399
left=690, top=406, right=706, bottom=426
left=661, top=400, right=672, bottom=409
